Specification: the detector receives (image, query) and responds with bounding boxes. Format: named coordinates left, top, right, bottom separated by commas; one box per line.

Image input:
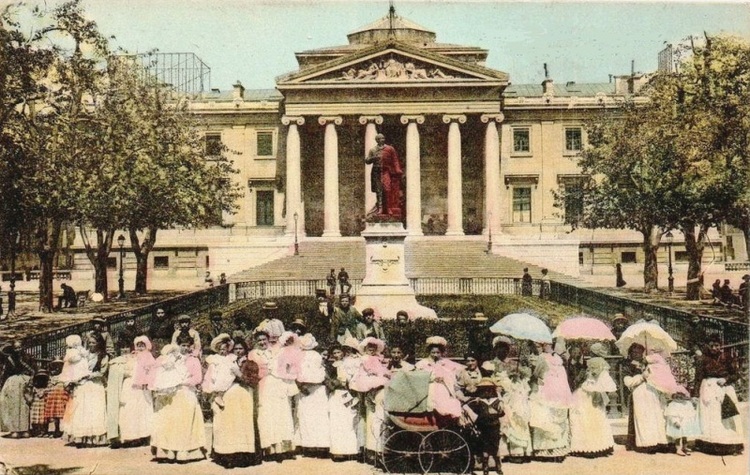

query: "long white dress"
left=569, top=357, right=616, bottom=456
left=329, top=357, right=361, bottom=457
left=623, top=372, right=668, bottom=449
left=212, top=381, right=255, bottom=456
left=296, top=350, right=330, bottom=451
left=64, top=354, right=108, bottom=447
left=257, top=345, right=297, bottom=453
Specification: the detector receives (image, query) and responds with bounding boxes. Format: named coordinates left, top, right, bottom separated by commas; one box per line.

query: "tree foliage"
left=564, top=34, right=750, bottom=296
left=0, top=0, right=240, bottom=306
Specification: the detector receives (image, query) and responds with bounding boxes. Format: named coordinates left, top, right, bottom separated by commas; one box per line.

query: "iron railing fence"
left=22, top=285, right=229, bottom=363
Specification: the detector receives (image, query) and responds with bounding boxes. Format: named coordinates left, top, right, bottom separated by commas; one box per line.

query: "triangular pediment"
left=277, top=41, right=508, bottom=86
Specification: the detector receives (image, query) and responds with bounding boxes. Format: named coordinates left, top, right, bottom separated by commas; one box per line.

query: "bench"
left=76, top=290, right=91, bottom=308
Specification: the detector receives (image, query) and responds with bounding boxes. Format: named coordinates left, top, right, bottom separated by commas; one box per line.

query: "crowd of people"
left=0, top=301, right=745, bottom=473
left=710, top=274, right=749, bottom=311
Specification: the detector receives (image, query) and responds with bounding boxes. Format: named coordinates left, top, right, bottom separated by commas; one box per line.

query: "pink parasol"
left=552, top=315, right=616, bottom=341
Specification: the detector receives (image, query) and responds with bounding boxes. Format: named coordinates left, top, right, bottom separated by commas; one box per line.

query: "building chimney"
left=232, top=81, right=245, bottom=100
left=542, top=63, right=554, bottom=94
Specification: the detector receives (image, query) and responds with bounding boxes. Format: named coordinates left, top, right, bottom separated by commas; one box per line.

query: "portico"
left=276, top=16, right=509, bottom=240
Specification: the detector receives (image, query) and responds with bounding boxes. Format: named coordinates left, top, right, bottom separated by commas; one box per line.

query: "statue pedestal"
left=355, top=222, right=437, bottom=320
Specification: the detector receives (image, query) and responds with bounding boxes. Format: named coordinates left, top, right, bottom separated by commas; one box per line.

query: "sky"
left=15, top=0, right=750, bottom=91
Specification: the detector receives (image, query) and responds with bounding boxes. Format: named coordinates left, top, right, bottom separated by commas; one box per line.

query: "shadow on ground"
left=12, top=465, right=82, bottom=475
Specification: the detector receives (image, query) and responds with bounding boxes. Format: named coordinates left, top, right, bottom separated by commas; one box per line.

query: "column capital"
left=442, top=114, right=467, bottom=124
left=281, top=115, right=305, bottom=126
left=480, top=113, right=505, bottom=124
left=400, top=115, right=425, bottom=125
left=358, top=115, right=383, bottom=125
left=318, top=116, right=343, bottom=126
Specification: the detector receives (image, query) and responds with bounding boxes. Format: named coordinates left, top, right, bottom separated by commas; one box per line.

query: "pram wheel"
left=418, top=429, right=472, bottom=474
left=381, top=429, right=425, bottom=474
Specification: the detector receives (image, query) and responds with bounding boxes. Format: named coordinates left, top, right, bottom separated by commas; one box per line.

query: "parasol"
left=489, top=312, right=552, bottom=343
left=552, top=315, right=616, bottom=341
left=615, top=319, right=677, bottom=356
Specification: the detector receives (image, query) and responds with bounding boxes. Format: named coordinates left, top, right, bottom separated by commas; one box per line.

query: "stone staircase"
left=230, top=238, right=578, bottom=283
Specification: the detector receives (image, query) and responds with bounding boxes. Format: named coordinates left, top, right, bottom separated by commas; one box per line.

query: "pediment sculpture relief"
left=317, top=55, right=465, bottom=81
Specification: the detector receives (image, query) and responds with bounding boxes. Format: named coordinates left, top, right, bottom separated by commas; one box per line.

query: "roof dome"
left=347, top=12, right=436, bottom=45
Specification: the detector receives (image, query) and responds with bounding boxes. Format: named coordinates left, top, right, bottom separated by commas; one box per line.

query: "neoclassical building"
left=65, top=11, right=740, bottom=285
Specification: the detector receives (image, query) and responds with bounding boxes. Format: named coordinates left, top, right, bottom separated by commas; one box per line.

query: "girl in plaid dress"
left=43, top=360, right=69, bottom=438
left=28, top=371, right=50, bottom=437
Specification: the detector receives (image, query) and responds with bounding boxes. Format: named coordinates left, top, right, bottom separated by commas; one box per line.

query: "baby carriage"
left=381, top=370, right=473, bottom=474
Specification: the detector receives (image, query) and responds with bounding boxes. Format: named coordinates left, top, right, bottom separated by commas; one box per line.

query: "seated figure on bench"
left=56, top=283, right=78, bottom=309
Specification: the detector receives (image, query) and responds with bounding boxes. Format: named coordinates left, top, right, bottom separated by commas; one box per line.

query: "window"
left=257, top=131, right=274, bottom=157
left=154, top=256, right=169, bottom=269
left=512, top=128, right=530, bottom=153
left=512, top=187, right=532, bottom=223
left=107, top=257, right=117, bottom=269
left=204, top=133, right=222, bottom=157
left=621, top=251, right=637, bottom=264
left=578, top=252, right=584, bottom=266
left=256, top=190, right=274, bottom=226
left=565, top=127, right=582, bottom=152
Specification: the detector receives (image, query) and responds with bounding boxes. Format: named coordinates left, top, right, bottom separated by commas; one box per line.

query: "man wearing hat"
left=308, top=294, right=333, bottom=346
left=84, top=317, right=115, bottom=357
left=331, top=294, right=361, bottom=345
left=205, top=311, right=227, bottom=350
left=171, top=314, right=202, bottom=355
left=289, top=318, right=308, bottom=337
left=117, top=316, right=144, bottom=351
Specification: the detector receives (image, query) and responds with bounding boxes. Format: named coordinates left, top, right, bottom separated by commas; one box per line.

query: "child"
left=350, top=337, right=390, bottom=392
left=28, top=370, right=50, bottom=437
left=465, top=378, right=504, bottom=475
left=150, top=344, right=188, bottom=393
left=665, top=392, right=700, bottom=456
left=59, top=335, right=91, bottom=385
left=44, top=360, right=69, bottom=438
left=203, top=334, right=237, bottom=409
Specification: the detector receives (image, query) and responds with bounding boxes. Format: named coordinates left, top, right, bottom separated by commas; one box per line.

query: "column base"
left=321, top=231, right=342, bottom=238
left=445, top=230, right=465, bottom=237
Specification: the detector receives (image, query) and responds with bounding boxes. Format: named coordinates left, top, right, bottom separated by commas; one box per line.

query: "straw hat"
left=612, top=313, right=628, bottom=325
left=492, top=335, right=513, bottom=348
left=210, top=333, right=234, bottom=353
left=177, top=314, right=191, bottom=322
left=262, top=301, right=279, bottom=310
left=289, top=318, right=307, bottom=333
left=476, top=377, right=497, bottom=388
left=257, top=318, right=285, bottom=338
left=425, top=336, right=448, bottom=349
left=359, top=337, right=385, bottom=355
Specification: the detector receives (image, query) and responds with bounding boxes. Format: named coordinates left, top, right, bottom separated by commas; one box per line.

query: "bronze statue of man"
left=365, top=133, right=404, bottom=218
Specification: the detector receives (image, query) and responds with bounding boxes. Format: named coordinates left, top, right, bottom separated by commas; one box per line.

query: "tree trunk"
left=744, top=224, right=750, bottom=261
left=641, top=226, right=661, bottom=293
left=130, top=226, right=158, bottom=294
left=682, top=223, right=707, bottom=301
left=80, top=226, right=114, bottom=300
left=36, top=219, right=61, bottom=313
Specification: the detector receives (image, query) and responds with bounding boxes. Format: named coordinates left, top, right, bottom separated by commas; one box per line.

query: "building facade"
left=58, top=12, right=742, bottom=286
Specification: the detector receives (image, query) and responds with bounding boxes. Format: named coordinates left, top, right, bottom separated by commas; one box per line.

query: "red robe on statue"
left=380, top=144, right=403, bottom=218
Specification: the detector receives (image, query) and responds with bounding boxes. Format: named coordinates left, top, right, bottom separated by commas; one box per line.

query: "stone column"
left=443, top=114, right=466, bottom=236
left=359, top=115, right=383, bottom=216
left=319, top=116, right=343, bottom=237
left=481, top=113, right=504, bottom=237
left=400, top=115, right=425, bottom=236
left=282, top=116, right=305, bottom=236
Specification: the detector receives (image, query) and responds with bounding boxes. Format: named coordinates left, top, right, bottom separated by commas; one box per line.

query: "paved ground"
left=0, top=430, right=746, bottom=475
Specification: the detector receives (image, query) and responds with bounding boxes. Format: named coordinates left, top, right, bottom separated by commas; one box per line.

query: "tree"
left=663, top=35, right=750, bottom=299
left=120, top=70, right=241, bottom=294
left=571, top=97, right=676, bottom=292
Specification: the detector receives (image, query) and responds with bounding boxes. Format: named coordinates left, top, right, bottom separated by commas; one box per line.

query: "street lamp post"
left=665, top=231, right=674, bottom=294
left=293, top=212, right=299, bottom=256
left=117, top=234, right=126, bottom=299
